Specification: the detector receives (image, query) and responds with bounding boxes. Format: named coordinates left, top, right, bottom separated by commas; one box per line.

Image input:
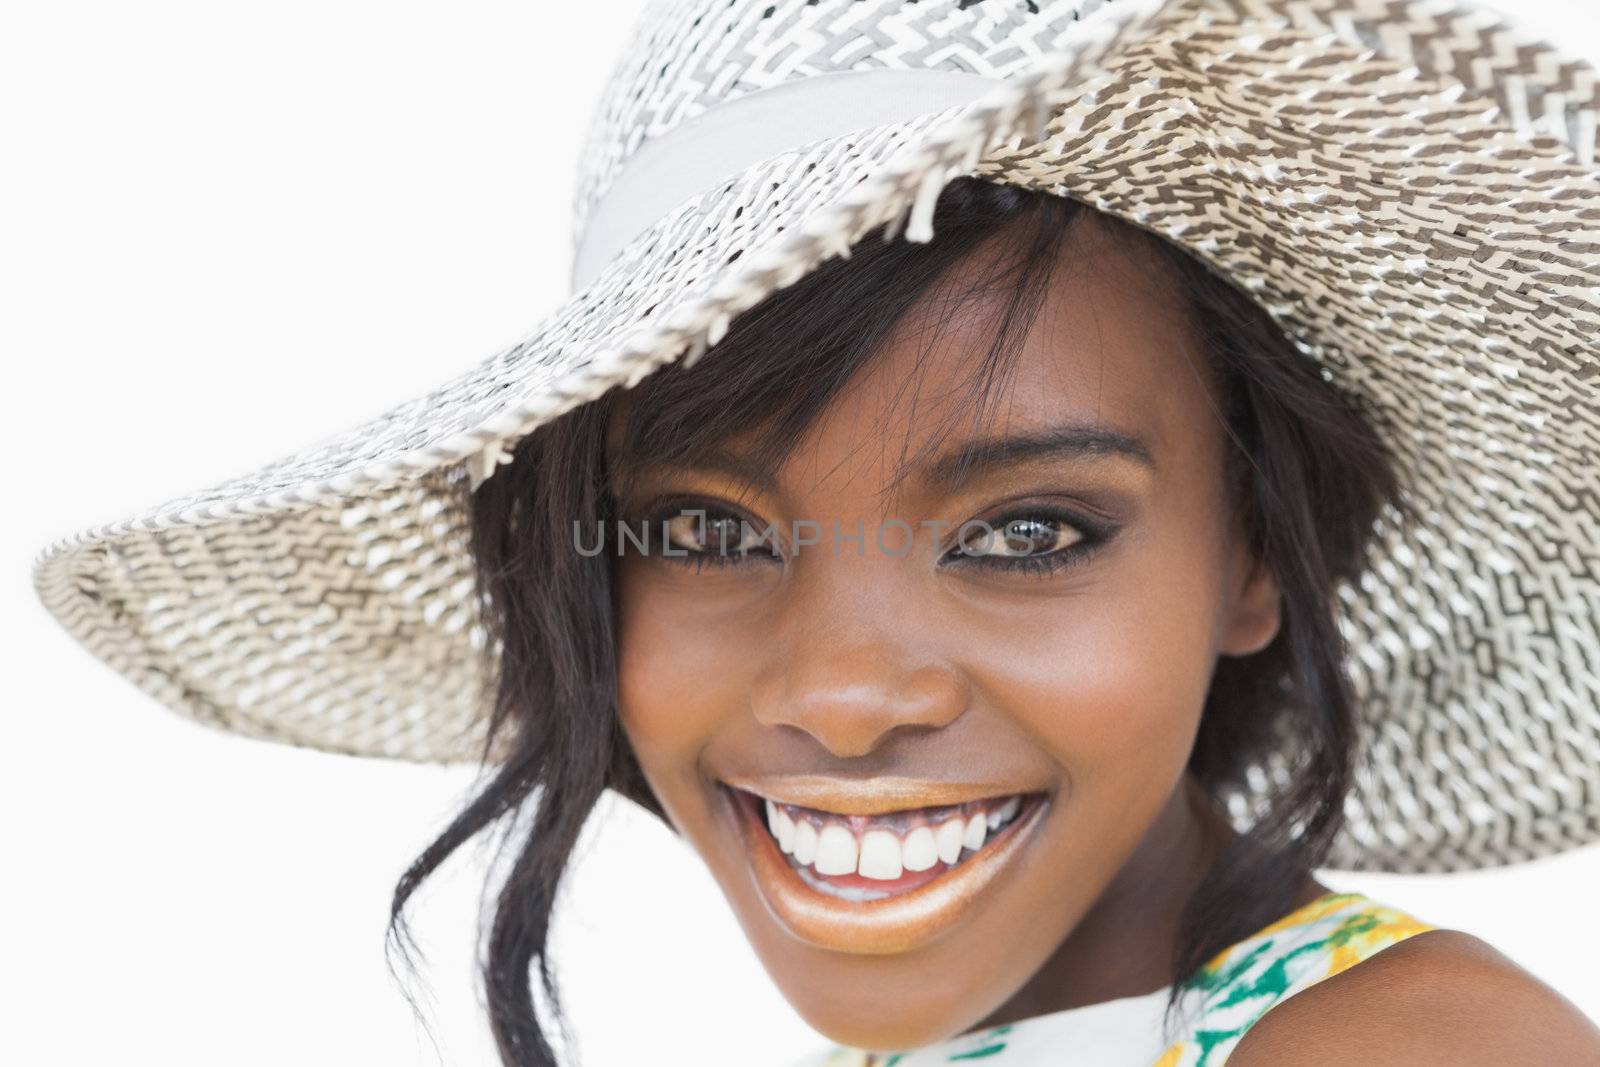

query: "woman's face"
left=607, top=216, right=1282, bottom=1049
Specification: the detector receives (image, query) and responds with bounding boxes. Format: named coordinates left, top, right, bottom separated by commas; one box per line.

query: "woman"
left=33, top=0, right=1600, bottom=1064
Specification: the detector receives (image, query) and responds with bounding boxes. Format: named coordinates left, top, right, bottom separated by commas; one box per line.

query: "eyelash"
left=627, top=498, right=1114, bottom=578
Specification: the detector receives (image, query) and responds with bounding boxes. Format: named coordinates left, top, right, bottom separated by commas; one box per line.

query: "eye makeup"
left=618, top=492, right=1124, bottom=579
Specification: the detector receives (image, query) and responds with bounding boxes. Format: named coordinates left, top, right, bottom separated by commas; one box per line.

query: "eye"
left=943, top=506, right=1111, bottom=577
left=664, top=509, right=758, bottom=555
left=959, top=515, right=1081, bottom=557
left=632, top=501, right=781, bottom=570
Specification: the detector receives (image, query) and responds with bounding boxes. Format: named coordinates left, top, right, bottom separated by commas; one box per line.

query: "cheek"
left=969, top=553, right=1224, bottom=807
left=613, top=564, right=747, bottom=785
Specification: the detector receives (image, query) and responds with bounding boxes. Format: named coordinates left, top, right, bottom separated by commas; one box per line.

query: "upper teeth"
left=761, top=794, right=1024, bottom=881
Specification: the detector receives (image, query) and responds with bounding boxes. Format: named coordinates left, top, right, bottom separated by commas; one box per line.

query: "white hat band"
left=571, top=67, right=1004, bottom=290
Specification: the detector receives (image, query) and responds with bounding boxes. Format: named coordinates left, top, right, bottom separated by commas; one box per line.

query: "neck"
left=967, top=774, right=1324, bottom=1031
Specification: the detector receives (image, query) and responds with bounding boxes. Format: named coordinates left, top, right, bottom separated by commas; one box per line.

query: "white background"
left=5, top=2, right=1600, bottom=1064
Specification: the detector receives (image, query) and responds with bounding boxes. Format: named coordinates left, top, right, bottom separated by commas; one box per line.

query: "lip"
left=721, top=773, right=1034, bottom=816
left=719, top=778, right=1051, bottom=955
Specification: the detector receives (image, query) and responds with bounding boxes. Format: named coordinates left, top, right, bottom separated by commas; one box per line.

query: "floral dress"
left=787, top=891, right=1437, bottom=1066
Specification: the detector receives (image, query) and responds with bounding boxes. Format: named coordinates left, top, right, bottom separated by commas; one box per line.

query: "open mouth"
left=719, top=780, right=1050, bottom=954
left=744, top=788, right=1037, bottom=901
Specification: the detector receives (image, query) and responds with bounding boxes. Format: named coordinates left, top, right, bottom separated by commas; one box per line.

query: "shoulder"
left=1228, top=928, right=1600, bottom=1066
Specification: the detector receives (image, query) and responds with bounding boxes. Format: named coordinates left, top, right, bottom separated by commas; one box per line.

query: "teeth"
left=857, top=829, right=903, bottom=880
left=753, top=791, right=1031, bottom=886
left=814, top=824, right=859, bottom=876
left=935, top=817, right=966, bottom=864
left=902, top=826, right=938, bottom=872
left=987, top=795, right=1020, bottom=830
left=765, top=800, right=797, bottom=854
left=963, top=811, right=988, bottom=852
left=796, top=863, right=891, bottom=902
left=792, top=819, right=819, bottom=865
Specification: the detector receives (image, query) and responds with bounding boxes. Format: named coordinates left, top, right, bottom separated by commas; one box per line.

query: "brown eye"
left=943, top=505, right=1114, bottom=579
left=959, top=515, right=1083, bottom=559
left=664, top=510, right=750, bottom=554
left=651, top=506, right=781, bottom=567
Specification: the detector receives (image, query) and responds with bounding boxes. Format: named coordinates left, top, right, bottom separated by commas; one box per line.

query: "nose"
left=749, top=619, right=969, bottom=759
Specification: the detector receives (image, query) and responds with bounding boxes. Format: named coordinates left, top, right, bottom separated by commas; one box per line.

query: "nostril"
left=749, top=658, right=969, bottom=759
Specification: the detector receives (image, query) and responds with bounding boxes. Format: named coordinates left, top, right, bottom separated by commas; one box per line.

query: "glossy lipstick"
left=720, top=778, right=1050, bottom=955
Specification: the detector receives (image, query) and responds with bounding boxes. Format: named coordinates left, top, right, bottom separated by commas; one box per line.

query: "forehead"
left=773, top=218, right=1214, bottom=485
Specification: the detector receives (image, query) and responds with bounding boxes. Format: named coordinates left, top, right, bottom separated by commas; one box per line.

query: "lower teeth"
left=793, top=864, right=893, bottom=901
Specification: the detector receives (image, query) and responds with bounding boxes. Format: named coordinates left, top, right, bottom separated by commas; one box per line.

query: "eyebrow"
left=613, top=421, right=1154, bottom=499
left=920, top=423, right=1156, bottom=492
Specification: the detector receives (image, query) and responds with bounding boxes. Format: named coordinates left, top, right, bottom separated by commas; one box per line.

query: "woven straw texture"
left=32, top=0, right=1600, bottom=874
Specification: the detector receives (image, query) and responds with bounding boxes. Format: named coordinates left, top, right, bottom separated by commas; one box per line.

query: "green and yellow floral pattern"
left=1149, top=892, right=1435, bottom=1066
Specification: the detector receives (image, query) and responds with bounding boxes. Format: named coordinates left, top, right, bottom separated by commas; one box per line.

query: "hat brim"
left=33, top=0, right=1600, bottom=874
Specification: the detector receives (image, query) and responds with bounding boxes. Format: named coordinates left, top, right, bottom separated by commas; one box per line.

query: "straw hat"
left=32, top=0, right=1600, bottom=874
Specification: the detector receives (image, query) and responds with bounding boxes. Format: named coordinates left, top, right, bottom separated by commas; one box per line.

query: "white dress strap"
left=785, top=985, right=1184, bottom=1066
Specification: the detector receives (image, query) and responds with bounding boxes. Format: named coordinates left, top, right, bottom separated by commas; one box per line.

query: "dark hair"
left=389, top=176, right=1405, bottom=1065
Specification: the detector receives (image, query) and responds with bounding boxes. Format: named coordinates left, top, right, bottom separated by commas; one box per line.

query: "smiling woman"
left=600, top=186, right=1347, bottom=1019
left=386, top=175, right=1597, bottom=1064
left=30, top=1, right=1600, bottom=1065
